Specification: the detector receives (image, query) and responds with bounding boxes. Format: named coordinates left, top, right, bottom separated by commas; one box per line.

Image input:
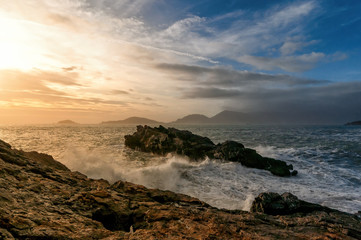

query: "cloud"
left=180, top=81, right=361, bottom=124
left=0, top=69, right=130, bottom=109
left=0, top=0, right=357, bottom=124
left=182, top=88, right=241, bottom=99
left=156, top=63, right=328, bottom=86
left=0, top=69, right=75, bottom=95
left=111, top=90, right=129, bottom=95
left=163, top=16, right=206, bottom=38
left=46, top=13, right=77, bottom=29
left=237, top=52, right=325, bottom=72
left=329, top=52, right=348, bottom=61
left=280, top=39, right=318, bottom=55
left=78, top=0, right=322, bottom=66
left=84, top=0, right=156, bottom=18
left=62, top=66, right=77, bottom=72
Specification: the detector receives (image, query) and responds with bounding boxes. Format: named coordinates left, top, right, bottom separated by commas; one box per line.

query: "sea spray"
left=1, top=124, right=361, bottom=213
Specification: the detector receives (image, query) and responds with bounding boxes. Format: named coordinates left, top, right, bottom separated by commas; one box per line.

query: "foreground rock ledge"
left=1, top=139, right=360, bottom=239
left=125, top=125, right=297, bottom=177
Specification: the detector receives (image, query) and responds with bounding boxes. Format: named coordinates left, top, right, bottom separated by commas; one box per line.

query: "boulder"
left=125, top=125, right=297, bottom=177
left=124, top=125, right=215, bottom=160
left=251, top=192, right=333, bottom=215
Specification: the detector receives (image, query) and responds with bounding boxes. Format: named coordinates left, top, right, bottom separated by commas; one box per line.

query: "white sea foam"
left=1, top=125, right=361, bottom=213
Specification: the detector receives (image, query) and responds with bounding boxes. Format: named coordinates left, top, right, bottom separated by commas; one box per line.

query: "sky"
left=0, top=0, right=360, bottom=124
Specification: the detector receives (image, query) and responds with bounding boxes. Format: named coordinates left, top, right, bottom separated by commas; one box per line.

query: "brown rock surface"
left=0, top=139, right=360, bottom=239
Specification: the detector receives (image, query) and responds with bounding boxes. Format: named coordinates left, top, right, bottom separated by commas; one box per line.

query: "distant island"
left=171, top=114, right=210, bottom=124
left=102, top=111, right=252, bottom=126
left=171, top=110, right=254, bottom=125
left=345, top=120, right=361, bottom=126
left=59, top=111, right=361, bottom=126
left=101, top=117, right=163, bottom=125
left=57, top=120, right=78, bottom=125
left=101, top=110, right=305, bottom=126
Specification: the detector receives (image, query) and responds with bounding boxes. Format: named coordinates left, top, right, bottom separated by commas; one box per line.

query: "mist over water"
left=1, top=125, right=360, bottom=213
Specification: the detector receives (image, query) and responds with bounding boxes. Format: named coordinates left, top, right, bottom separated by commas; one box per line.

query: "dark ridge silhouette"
left=101, top=117, right=162, bottom=125
left=57, top=120, right=78, bottom=125
left=171, top=114, right=211, bottom=124
left=345, top=120, right=361, bottom=126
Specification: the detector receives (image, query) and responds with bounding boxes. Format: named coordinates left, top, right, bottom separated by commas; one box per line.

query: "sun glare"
left=0, top=13, right=41, bottom=70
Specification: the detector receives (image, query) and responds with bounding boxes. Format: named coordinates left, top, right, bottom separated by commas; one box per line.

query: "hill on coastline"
left=57, top=120, right=78, bottom=125
left=101, top=117, right=162, bottom=125
left=171, top=111, right=252, bottom=125
left=211, top=110, right=251, bottom=124
left=97, top=109, right=355, bottom=126
left=345, top=120, right=361, bottom=126
left=171, top=114, right=210, bottom=124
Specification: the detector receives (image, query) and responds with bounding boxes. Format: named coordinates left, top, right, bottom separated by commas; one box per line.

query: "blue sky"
left=85, top=0, right=361, bottom=80
left=0, top=0, right=360, bottom=124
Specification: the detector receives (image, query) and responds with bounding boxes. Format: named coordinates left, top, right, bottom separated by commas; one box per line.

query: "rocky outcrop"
left=125, top=125, right=297, bottom=177
left=1, top=139, right=360, bottom=239
left=346, top=120, right=361, bottom=126
left=124, top=125, right=215, bottom=160
left=251, top=192, right=336, bottom=215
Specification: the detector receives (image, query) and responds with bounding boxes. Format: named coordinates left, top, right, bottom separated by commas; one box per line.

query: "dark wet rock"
left=125, top=125, right=297, bottom=177
left=0, top=139, right=360, bottom=239
left=251, top=192, right=335, bottom=215
left=212, top=140, right=245, bottom=161
left=124, top=125, right=215, bottom=160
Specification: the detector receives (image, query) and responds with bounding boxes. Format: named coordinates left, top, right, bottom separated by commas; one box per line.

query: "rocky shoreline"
left=1, top=138, right=360, bottom=239
left=125, top=125, right=297, bottom=177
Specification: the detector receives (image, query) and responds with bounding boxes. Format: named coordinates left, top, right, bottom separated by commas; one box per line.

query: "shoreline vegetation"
left=1, top=135, right=361, bottom=238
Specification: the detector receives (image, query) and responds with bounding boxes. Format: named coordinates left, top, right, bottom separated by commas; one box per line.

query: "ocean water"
left=1, top=124, right=360, bottom=214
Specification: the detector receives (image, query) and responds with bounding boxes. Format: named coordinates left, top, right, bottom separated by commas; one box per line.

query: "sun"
left=0, top=12, right=40, bottom=70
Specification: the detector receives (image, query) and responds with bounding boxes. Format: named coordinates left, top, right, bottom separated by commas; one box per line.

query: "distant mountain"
left=210, top=110, right=251, bottom=124
left=345, top=120, right=361, bottom=126
left=171, top=111, right=254, bottom=125
left=101, top=117, right=162, bottom=125
left=171, top=114, right=211, bottom=124
left=57, top=120, right=78, bottom=125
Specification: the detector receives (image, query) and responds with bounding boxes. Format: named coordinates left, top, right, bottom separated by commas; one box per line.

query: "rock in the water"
left=212, top=140, right=245, bottom=161
left=251, top=192, right=334, bottom=215
left=125, top=125, right=216, bottom=160
left=125, top=125, right=297, bottom=177
left=1, top=139, right=361, bottom=239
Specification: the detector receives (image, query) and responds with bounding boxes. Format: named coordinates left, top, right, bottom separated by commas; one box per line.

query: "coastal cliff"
left=0, top=139, right=360, bottom=239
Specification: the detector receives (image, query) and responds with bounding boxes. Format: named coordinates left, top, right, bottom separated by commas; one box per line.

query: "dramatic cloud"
left=182, top=88, right=242, bottom=99
left=0, top=0, right=358, bottom=124
left=180, top=81, right=361, bottom=124
left=156, top=63, right=329, bottom=87
left=237, top=52, right=326, bottom=72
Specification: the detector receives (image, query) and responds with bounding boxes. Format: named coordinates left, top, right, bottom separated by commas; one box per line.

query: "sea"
left=1, top=124, right=360, bottom=214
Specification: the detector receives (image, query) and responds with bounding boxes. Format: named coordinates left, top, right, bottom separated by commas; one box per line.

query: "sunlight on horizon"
left=0, top=0, right=360, bottom=125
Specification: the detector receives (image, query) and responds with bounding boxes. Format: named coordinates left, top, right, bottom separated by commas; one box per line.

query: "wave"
left=2, top=125, right=361, bottom=213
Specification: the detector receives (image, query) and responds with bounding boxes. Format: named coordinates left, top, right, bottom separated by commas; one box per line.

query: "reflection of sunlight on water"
left=0, top=125, right=361, bottom=213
